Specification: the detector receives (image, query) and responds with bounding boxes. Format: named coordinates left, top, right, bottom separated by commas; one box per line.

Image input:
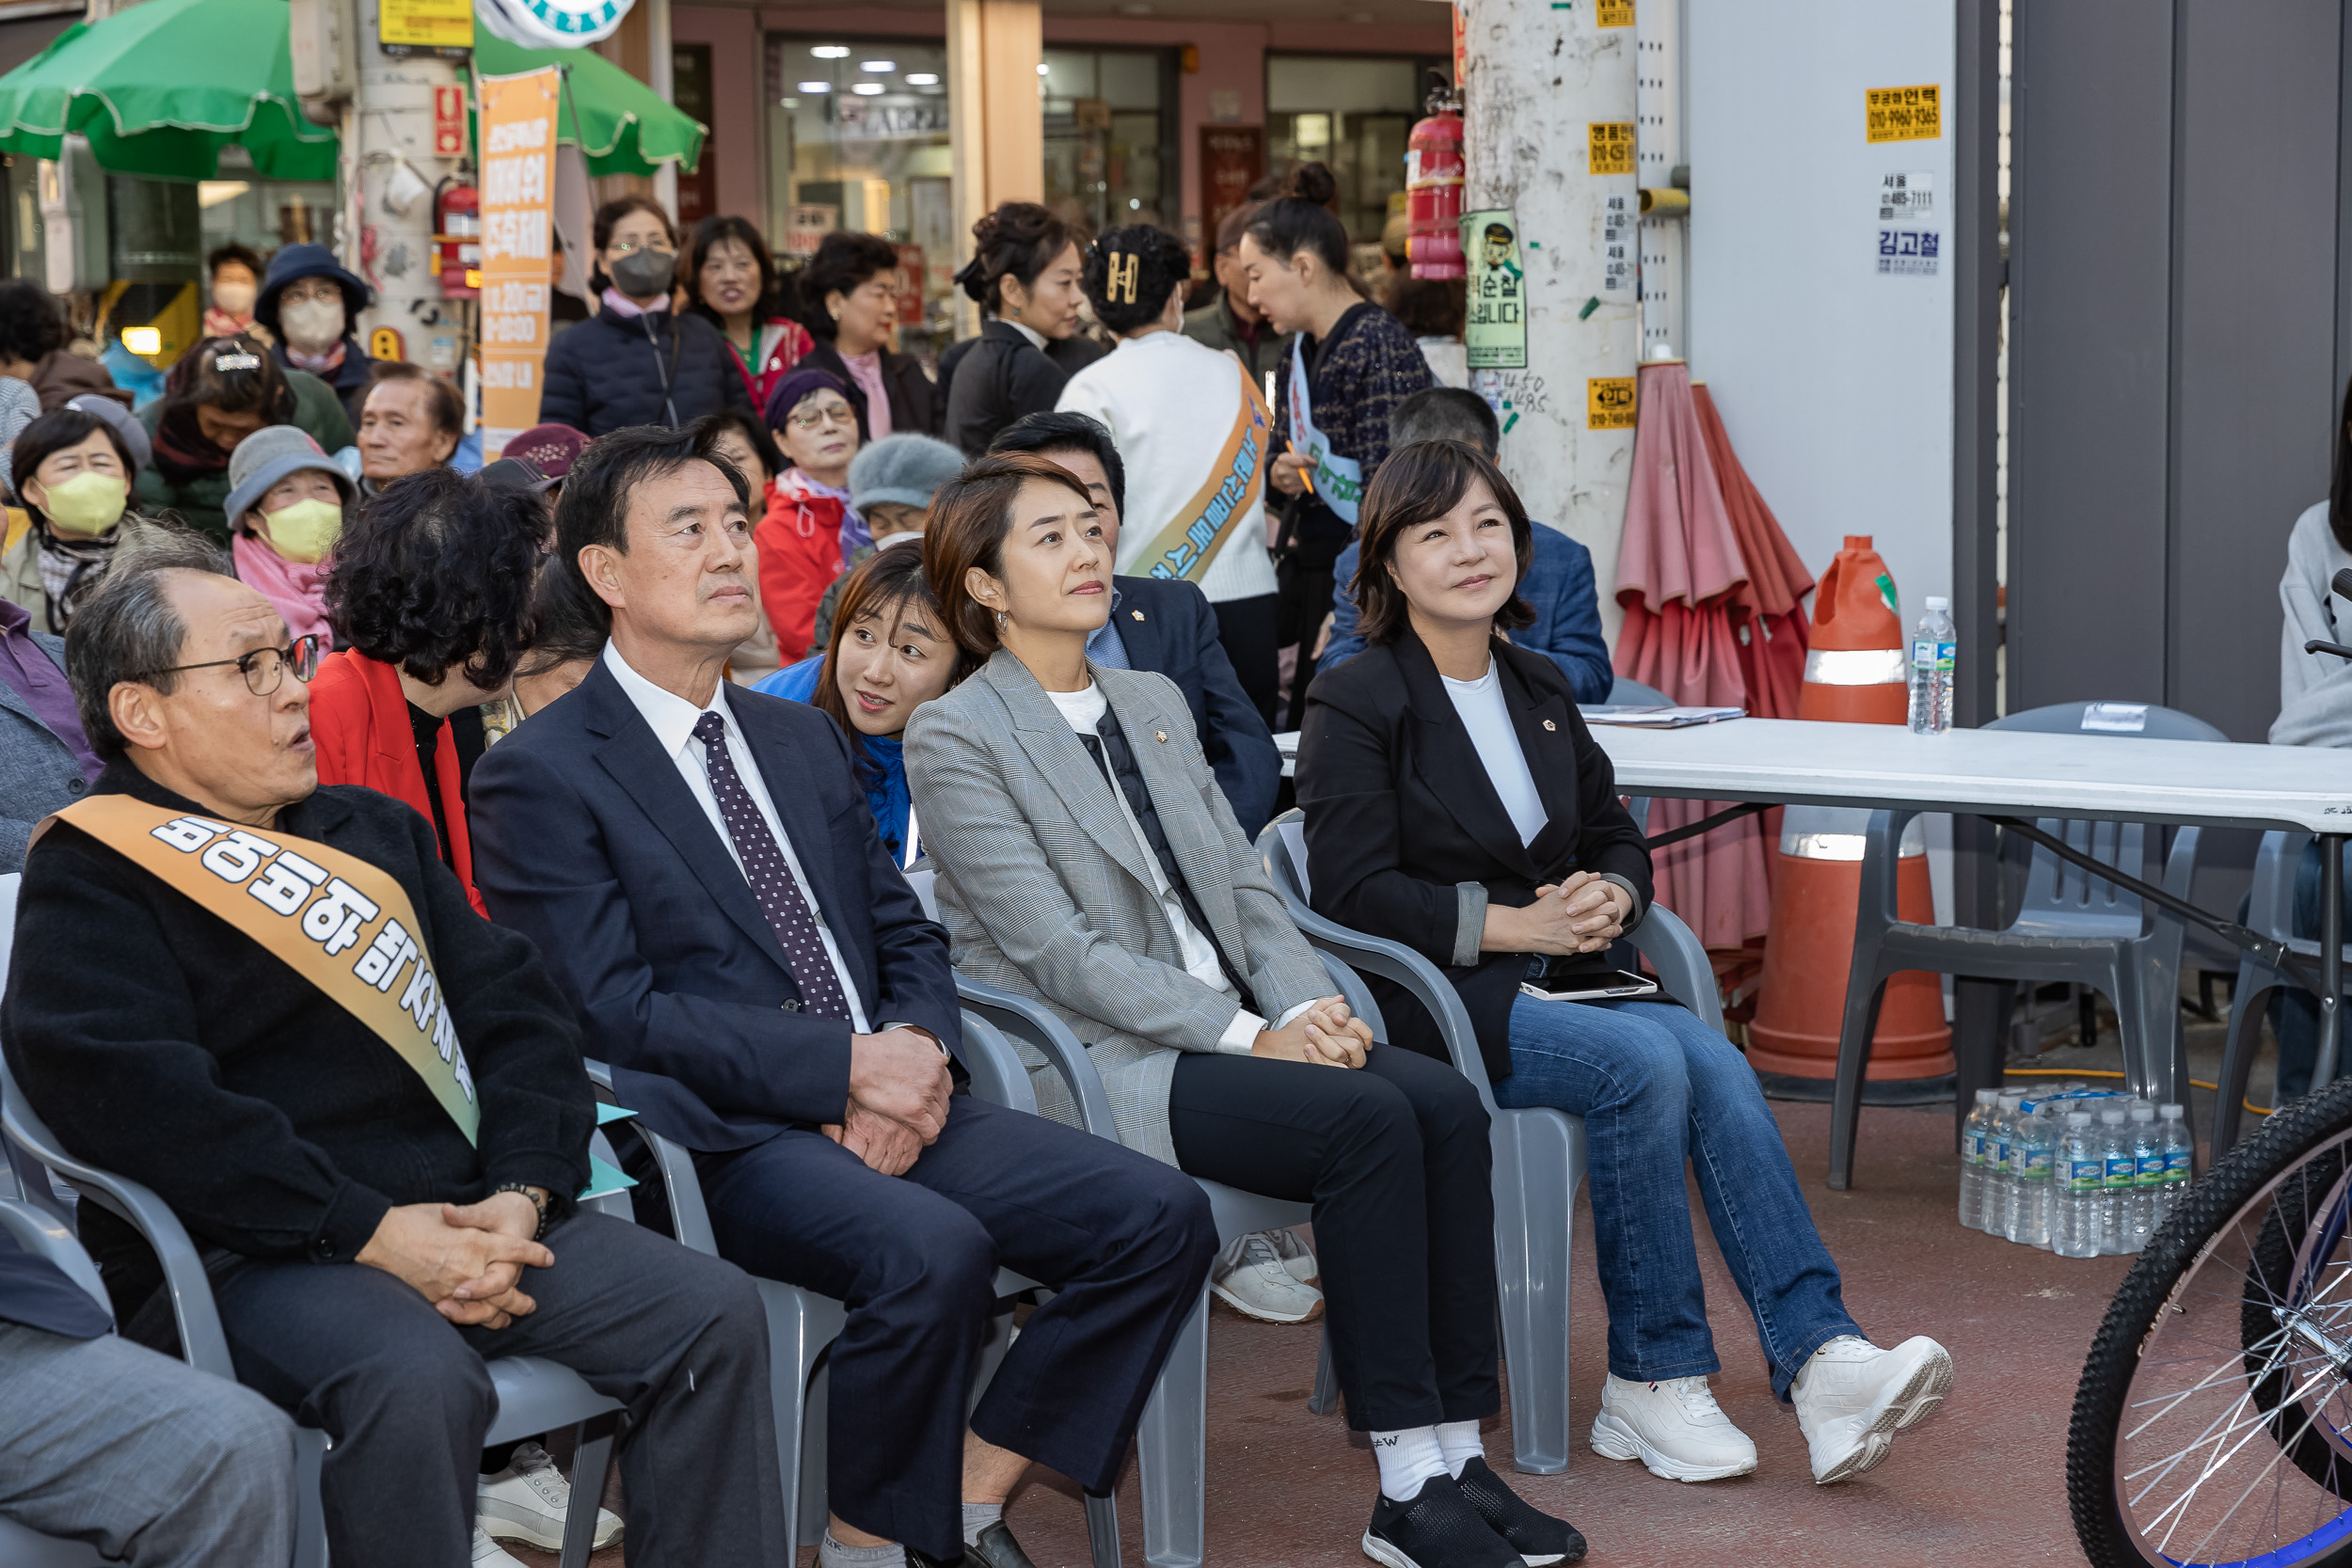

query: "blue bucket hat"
left=255, top=244, right=373, bottom=340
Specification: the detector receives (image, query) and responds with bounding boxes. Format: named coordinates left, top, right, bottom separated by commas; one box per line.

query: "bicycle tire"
left=2071, top=1073, right=2352, bottom=1568
left=2242, top=1144, right=2352, bottom=1489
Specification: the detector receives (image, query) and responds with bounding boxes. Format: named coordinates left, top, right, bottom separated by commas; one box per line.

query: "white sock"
left=961, top=1502, right=1004, bottom=1546
left=1371, top=1426, right=1449, bottom=1501
left=818, top=1531, right=904, bottom=1568
left=1435, top=1418, right=1484, bottom=1479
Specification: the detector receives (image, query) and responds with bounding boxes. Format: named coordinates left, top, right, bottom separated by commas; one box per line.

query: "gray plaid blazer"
left=904, top=651, right=1330, bottom=1164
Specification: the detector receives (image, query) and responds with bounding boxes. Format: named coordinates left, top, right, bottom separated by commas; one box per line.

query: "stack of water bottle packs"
left=1958, top=1085, right=2194, bottom=1258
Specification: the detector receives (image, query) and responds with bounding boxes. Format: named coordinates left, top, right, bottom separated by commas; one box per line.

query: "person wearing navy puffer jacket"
left=539, top=196, right=751, bottom=435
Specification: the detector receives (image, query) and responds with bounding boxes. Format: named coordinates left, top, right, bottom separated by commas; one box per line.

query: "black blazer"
left=943, top=320, right=1069, bottom=455
left=468, top=657, right=961, bottom=1155
left=1113, top=574, right=1280, bottom=837
left=798, top=338, right=939, bottom=441
left=1295, top=630, right=1652, bottom=1080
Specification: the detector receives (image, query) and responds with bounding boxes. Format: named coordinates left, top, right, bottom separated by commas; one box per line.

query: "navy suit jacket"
left=1110, top=574, right=1282, bottom=837
left=469, top=657, right=961, bottom=1155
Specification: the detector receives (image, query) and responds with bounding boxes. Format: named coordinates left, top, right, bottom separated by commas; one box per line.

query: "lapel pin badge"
left=1154, top=730, right=1168, bottom=743
left=1542, top=720, right=1558, bottom=731
left=1131, top=610, right=1144, bottom=621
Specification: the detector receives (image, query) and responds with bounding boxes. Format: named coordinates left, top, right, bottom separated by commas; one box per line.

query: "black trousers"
left=1211, top=590, right=1282, bottom=728
left=1166, top=1047, right=1499, bottom=1432
left=695, top=1095, right=1216, bottom=1560
left=148, top=1212, right=782, bottom=1568
left=1273, top=555, right=1338, bottom=728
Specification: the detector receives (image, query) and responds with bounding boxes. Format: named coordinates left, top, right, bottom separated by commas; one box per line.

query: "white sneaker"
left=1208, top=1231, right=1325, bottom=1323
left=478, top=1441, right=625, bottom=1550
left=1788, top=1335, right=1954, bottom=1485
left=472, top=1527, right=530, bottom=1566
left=1270, top=1225, right=1319, bottom=1286
left=1587, top=1373, right=1758, bottom=1481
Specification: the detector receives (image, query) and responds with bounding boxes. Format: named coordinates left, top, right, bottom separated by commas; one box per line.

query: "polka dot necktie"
left=691, top=711, right=851, bottom=1020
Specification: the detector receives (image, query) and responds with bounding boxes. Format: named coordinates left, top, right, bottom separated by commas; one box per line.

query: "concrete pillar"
left=647, top=0, right=678, bottom=219
left=946, top=0, right=1041, bottom=337
left=353, top=0, right=464, bottom=369
left=1459, top=0, right=1639, bottom=638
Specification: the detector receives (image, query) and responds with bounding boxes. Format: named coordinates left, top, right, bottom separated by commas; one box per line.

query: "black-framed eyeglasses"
left=141, top=634, right=322, bottom=696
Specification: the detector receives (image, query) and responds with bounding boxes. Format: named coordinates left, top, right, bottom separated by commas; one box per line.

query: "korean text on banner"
left=477, top=69, right=560, bottom=460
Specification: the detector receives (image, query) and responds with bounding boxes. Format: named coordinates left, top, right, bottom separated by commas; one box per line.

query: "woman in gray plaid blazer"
left=904, top=452, right=1586, bottom=1568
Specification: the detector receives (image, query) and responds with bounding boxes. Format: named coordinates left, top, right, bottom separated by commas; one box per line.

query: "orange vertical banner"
left=476, top=68, right=559, bottom=461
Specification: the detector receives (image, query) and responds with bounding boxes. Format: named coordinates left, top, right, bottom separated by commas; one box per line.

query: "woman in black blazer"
left=942, top=203, right=1085, bottom=454
left=795, top=230, right=939, bottom=440
left=1295, top=440, right=1953, bottom=1493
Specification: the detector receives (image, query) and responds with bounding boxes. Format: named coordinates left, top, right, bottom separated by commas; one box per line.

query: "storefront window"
left=198, top=147, right=338, bottom=257
left=1266, top=55, right=1445, bottom=250
left=767, top=36, right=956, bottom=361
left=1040, top=48, right=1176, bottom=238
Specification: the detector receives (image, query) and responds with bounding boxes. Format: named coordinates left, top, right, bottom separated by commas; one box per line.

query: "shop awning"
left=472, top=30, right=703, bottom=176
left=0, top=0, right=337, bottom=181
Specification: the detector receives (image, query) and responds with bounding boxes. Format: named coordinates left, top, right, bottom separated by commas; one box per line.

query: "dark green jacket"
left=1183, top=293, right=1295, bottom=388
left=135, top=368, right=354, bottom=541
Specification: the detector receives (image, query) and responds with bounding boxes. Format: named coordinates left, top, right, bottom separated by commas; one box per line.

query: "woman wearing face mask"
left=135, top=336, right=354, bottom=540
left=219, top=424, right=358, bottom=650
left=943, top=203, right=1085, bottom=456
left=1240, top=163, right=1432, bottom=726
left=753, top=546, right=970, bottom=866
left=255, top=244, right=380, bottom=419
left=1, top=405, right=161, bottom=632
left=685, top=214, right=812, bottom=416
left=204, top=243, right=266, bottom=341
left=755, top=368, right=865, bottom=664
left=794, top=230, right=938, bottom=441
left=539, top=196, right=751, bottom=436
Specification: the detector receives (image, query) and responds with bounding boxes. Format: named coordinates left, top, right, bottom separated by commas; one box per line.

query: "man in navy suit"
left=469, top=423, right=1216, bottom=1568
left=989, top=412, right=1283, bottom=836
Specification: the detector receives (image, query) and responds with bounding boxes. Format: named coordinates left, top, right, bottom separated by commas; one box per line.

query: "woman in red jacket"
left=756, top=366, right=866, bottom=663
left=311, top=468, right=549, bottom=913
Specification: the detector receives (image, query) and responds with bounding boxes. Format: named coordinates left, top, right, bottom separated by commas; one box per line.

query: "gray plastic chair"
left=1828, top=700, right=2222, bottom=1189
left=1258, top=815, right=1724, bottom=1477
left=2211, top=832, right=2352, bottom=1154
left=0, top=1057, right=627, bottom=1568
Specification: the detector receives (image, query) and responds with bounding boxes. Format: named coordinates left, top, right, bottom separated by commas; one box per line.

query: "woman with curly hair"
left=1057, top=224, right=1281, bottom=718
left=794, top=229, right=936, bottom=439
left=943, top=203, right=1084, bottom=454
left=310, top=468, right=548, bottom=912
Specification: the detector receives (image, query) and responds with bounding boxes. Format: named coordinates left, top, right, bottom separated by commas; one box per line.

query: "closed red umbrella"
left=1692, top=381, right=1813, bottom=721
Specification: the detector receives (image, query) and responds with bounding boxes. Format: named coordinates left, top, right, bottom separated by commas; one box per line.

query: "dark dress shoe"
left=903, top=1521, right=1038, bottom=1568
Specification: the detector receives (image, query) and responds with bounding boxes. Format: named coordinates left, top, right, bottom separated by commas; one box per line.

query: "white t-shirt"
left=1442, top=660, right=1549, bottom=847
left=1056, top=331, right=1279, bottom=607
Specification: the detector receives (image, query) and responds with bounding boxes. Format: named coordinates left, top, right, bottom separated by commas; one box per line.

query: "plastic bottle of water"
left=1988, top=1092, right=2026, bottom=1237
left=2008, top=1106, right=2055, bottom=1248
left=1958, top=1088, right=1997, bottom=1229
left=1907, top=595, right=1957, bottom=735
left=2099, top=1109, right=2134, bottom=1255
left=2054, top=1112, right=2105, bottom=1258
left=2155, top=1103, right=2193, bottom=1226
left=2126, top=1105, right=2162, bottom=1252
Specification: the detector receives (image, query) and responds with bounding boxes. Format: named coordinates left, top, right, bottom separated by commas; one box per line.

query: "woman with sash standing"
left=1057, top=225, right=1283, bottom=722
left=1238, top=163, right=1432, bottom=726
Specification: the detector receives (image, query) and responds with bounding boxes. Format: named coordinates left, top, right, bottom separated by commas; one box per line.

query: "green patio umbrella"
left=471, top=31, right=704, bottom=176
left=0, top=0, right=337, bottom=181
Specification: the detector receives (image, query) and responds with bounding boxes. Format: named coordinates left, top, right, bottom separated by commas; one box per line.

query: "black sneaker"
left=1362, top=1474, right=1523, bottom=1568
left=1454, top=1457, right=1588, bottom=1565
left=904, top=1523, right=1038, bottom=1568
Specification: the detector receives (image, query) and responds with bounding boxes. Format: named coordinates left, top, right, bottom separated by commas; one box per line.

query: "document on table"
left=1576, top=705, right=1746, bottom=728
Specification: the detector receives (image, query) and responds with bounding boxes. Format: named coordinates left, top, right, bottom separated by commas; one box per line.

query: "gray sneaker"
left=1210, top=1230, right=1325, bottom=1323
left=1271, top=1225, right=1320, bottom=1286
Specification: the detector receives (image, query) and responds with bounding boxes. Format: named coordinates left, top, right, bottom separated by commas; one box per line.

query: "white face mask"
left=213, top=280, right=257, bottom=316
left=279, top=296, right=345, bottom=351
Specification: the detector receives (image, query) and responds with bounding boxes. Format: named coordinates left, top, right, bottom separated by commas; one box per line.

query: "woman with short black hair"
left=942, top=203, right=1084, bottom=454
left=135, top=335, right=353, bottom=541
left=794, top=230, right=936, bottom=441
left=539, top=195, right=750, bottom=436
left=1, top=405, right=159, bottom=631
left=685, top=214, right=813, bottom=415
left=310, top=467, right=548, bottom=911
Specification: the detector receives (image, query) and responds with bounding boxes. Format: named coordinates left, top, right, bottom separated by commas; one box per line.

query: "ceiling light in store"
left=811, top=44, right=849, bottom=57
left=781, top=97, right=799, bottom=107
left=860, top=59, right=895, bottom=72
left=799, top=80, right=832, bottom=92
left=1037, top=62, right=1051, bottom=75
left=851, top=82, right=884, bottom=94
left=905, top=72, right=938, bottom=85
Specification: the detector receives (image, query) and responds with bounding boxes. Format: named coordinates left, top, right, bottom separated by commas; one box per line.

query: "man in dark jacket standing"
left=255, top=244, right=380, bottom=420
left=0, top=537, right=783, bottom=1568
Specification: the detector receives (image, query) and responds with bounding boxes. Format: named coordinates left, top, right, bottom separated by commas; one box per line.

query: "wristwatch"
left=491, top=1181, right=551, bottom=1242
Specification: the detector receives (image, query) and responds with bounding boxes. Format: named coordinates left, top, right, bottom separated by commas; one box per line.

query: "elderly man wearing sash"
left=0, top=535, right=784, bottom=1568
left=1056, top=226, right=1286, bottom=728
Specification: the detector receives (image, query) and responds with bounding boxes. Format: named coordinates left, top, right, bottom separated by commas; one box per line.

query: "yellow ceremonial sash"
left=36, top=796, right=481, bottom=1145
left=1133, top=366, right=1270, bottom=584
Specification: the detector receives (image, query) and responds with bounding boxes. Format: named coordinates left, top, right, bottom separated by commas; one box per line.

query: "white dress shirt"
left=602, top=641, right=874, bottom=1032
left=1047, top=682, right=1311, bottom=1053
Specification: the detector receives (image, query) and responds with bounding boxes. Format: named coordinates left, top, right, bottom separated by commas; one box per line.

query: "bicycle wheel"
left=2073, top=1075, right=2352, bottom=1568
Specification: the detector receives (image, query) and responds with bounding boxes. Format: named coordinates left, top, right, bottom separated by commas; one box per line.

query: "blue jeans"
left=1493, top=995, right=1861, bottom=1399
left=2270, top=839, right=2352, bottom=1101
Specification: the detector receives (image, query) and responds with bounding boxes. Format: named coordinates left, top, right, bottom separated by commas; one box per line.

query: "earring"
left=1010, top=305, right=1022, bottom=318
left=830, top=306, right=841, bottom=322
left=995, top=609, right=1009, bottom=631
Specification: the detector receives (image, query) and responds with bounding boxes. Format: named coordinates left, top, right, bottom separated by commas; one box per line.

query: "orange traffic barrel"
left=1750, top=535, right=1953, bottom=1085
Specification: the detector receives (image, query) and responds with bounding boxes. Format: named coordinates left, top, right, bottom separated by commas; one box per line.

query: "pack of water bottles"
left=1957, top=1085, right=2192, bottom=1257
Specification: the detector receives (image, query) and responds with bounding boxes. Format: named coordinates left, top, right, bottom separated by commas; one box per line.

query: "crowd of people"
left=0, top=169, right=1964, bottom=1568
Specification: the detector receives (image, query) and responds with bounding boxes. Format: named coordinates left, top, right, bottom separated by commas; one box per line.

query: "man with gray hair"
left=1317, top=387, right=1614, bottom=702
left=1, top=535, right=785, bottom=1568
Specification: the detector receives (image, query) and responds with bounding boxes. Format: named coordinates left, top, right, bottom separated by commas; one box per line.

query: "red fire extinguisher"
left=1406, top=71, right=1465, bottom=280
left=433, top=179, right=481, bottom=300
